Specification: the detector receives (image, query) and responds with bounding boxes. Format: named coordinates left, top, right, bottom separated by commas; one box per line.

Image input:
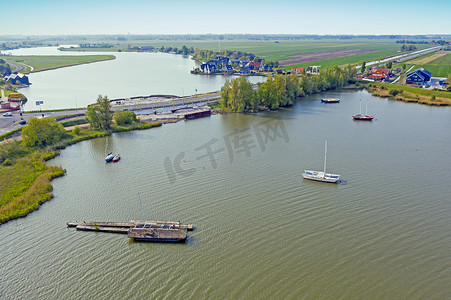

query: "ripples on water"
left=1, top=90, right=451, bottom=299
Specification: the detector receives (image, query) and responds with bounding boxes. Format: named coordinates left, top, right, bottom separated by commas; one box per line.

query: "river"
left=1, top=89, right=450, bottom=299
left=6, top=46, right=264, bottom=111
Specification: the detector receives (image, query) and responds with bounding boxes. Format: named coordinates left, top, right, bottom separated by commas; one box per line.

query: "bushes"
left=21, top=118, right=68, bottom=148
left=72, top=126, right=82, bottom=136
left=113, top=110, right=138, bottom=126
left=389, top=89, right=403, bottom=96
left=61, top=118, right=88, bottom=127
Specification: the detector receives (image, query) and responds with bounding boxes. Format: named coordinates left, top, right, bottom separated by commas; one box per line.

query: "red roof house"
left=368, top=68, right=390, bottom=80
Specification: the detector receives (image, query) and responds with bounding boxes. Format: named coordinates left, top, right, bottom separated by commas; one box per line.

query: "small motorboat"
left=321, top=98, right=340, bottom=103
left=105, top=152, right=114, bottom=162
left=112, top=154, right=121, bottom=162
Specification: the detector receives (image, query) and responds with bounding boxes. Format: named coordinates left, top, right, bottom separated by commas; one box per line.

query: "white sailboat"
left=302, top=140, right=340, bottom=183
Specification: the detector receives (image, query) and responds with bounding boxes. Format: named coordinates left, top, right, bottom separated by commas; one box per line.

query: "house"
left=230, top=52, right=241, bottom=59
left=240, top=67, right=250, bottom=75
left=2, top=73, right=30, bottom=85
left=259, top=64, right=273, bottom=72
left=200, top=63, right=217, bottom=74
left=406, top=68, right=432, bottom=85
left=220, top=65, right=234, bottom=73
left=215, top=56, right=229, bottom=65
left=290, top=67, right=305, bottom=75
left=246, top=61, right=261, bottom=70
left=307, top=66, right=320, bottom=74
left=239, top=60, right=250, bottom=67
left=8, top=93, right=26, bottom=102
left=206, top=60, right=218, bottom=67
left=368, top=68, right=390, bottom=80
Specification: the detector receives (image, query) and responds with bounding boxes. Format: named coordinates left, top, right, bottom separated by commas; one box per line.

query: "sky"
left=2, top=0, right=451, bottom=36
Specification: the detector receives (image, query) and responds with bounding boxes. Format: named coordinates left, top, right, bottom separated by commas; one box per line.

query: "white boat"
left=302, top=140, right=340, bottom=183
left=105, top=152, right=114, bottom=162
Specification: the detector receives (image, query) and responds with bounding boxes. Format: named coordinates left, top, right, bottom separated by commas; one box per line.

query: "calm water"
left=1, top=90, right=450, bottom=299
left=7, top=47, right=264, bottom=111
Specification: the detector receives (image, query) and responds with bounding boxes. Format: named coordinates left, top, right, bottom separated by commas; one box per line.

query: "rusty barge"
left=67, top=220, right=194, bottom=242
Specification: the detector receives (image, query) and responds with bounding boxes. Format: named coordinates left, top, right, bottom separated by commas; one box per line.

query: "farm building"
left=406, top=68, right=431, bottom=85
left=427, top=77, right=449, bottom=90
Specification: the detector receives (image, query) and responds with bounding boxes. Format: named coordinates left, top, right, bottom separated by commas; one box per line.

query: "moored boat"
left=112, top=154, right=121, bottom=162
left=321, top=98, right=340, bottom=103
left=353, top=100, right=374, bottom=120
left=105, top=152, right=114, bottom=162
left=302, top=140, right=340, bottom=183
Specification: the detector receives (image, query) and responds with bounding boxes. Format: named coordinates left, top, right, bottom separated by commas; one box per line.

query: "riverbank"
left=367, top=84, right=451, bottom=106
left=0, top=119, right=162, bottom=225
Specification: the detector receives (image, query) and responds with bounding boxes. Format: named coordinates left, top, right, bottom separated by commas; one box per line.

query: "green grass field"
left=397, top=51, right=451, bottom=77
left=4, top=55, right=115, bottom=73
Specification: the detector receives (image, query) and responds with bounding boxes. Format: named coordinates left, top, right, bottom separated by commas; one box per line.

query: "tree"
left=21, top=118, right=67, bottom=148
left=87, top=95, right=113, bottom=131
left=113, top=110, right=138, bottom=126
left=181, top=45, right=189, bottom=55
left=220, top=77, right=255, bottom=112
left=360, top=61, right=366, bottom=73
left=402, top=64, right=407, bottom=72
left=386, top=61, right=393, bottom=69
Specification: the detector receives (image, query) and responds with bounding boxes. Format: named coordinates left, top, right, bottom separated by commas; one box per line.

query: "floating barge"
left=128, top=223, right=187, bottom=242
left=67, top=220, right=194, bottom=242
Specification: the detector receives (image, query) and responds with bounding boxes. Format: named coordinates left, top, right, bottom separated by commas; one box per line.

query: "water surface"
left=1, top=90, right=450, bottom=299
left=7, top=46, right=264, bottom=111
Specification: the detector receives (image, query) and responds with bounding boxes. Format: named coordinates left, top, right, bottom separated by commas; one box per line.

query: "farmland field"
left=59, top=38, right=431, bottom=68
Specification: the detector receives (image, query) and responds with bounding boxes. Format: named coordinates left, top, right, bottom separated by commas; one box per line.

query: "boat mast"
left=360, top=99, right=362, bottom=115
left=324, top=140, right=327, bottom=173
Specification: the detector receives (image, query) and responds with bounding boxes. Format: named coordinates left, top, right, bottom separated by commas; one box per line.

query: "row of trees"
left=159, top=45, right=192, bottom=55
left=401, top=45, right=417, bottom=51
left=220, top=65, right=357, bottom=112
left=220, top=74, right=303, bottom=112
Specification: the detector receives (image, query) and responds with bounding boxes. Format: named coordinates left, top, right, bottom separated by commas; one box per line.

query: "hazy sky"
left=3, top=0, right=451, bottom=36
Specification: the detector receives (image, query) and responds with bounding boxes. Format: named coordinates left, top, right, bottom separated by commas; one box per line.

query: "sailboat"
left=302, top=140, right=340, bottom=183
left=353, top=100, right=374, bottom=121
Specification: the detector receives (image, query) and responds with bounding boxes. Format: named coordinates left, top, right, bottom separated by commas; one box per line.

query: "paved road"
left=0, top=92, right=221, bottom=136
left=356, top=46, right=442, bottom=71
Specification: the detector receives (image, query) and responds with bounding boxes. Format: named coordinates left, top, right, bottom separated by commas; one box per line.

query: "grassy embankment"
left=0, top=119, right=162, bottom=225
left=366, top=81, right=451, bottom=106
left=3, top=55, right=116, bottom=73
